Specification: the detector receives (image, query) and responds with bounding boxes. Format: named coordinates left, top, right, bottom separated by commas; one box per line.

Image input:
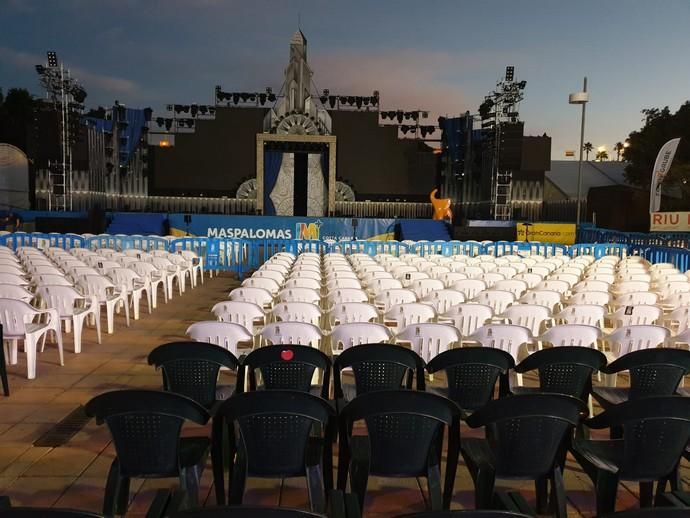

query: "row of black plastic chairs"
left=71, top=341, right=690, bottom=517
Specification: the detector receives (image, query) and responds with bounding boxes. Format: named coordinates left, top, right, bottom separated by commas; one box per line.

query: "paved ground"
left=0, top=273, right=683, bottom=516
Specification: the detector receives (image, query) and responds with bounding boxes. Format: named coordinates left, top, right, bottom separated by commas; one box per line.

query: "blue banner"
left=168, top=214, right=396, bottom=241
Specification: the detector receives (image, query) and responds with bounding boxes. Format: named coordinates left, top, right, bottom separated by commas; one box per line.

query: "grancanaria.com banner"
left=516, top=222, right=576, bottom=245
left=168, top=214, right=396, bottom=241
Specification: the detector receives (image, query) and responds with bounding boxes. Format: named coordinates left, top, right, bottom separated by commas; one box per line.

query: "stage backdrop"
left=168, top=214, right=395, bottom=241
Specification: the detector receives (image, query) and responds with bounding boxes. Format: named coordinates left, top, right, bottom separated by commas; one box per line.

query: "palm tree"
left=614, top=141, right=624, bottom=161
left=595, top=149, right=609, bottom=161
left=583, top=142, right=593, bottom=160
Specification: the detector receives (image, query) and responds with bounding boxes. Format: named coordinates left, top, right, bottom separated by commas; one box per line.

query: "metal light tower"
left=35, top=51, right=87, bottom=211
left=569, top=77, right=589, bottom=224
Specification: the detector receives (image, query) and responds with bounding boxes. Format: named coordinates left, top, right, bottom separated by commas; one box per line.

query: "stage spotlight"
left=339, top=96, right=347, bottom=105
left=396, top=111, right=404, bottom=123
left=267, top=93, right=276, bottom=102
left=404, top=112, right=411, bottom=120
left=240, top=93, right=249, bottom=102
left=208, top=107, right=216, bottom=115
left=347, top=96, right=355, bottom=105
left=363, top=97, right=370, bottom=106
left=400, top=125, right=410, bottom=135
left=380, top=112, right=387, bottom=120
left=199, top=105, right=208, bottom=115
left=355, top=96, right=362, bottom=108
left=47, top=51, right=58, bottom=67
left=165, top=118, right=173, bottom=131
left=232, top=93, right=240, bottom=105
left=185, top=119, right=194, bottom=129
left=174, top=104, right=183, bottom=113
left=411, top=112, right=419, bottom=121
left=422, top=111, right=429, bottom=118
left=71, top=86, right=87, bottom=103
left=259, top=93, right=267, bottom=105
left=143, top=107, right=153, bottom=121
left=35, top=64, right=45, bottom=74
left=105, top=162, right=114, bottom=174
left=249, top=94, right=256, bottom=102
left=319, top=94, right=328, bottom=104
left=518, top=80, right=527, bottom=89
left=182, top=105, right=190, bottom=113
left=505, top=66, right=515, bottom=82
left=190, top=104, right=198, bottom=117
left=328, top=96, right=336, bottom=108
left=155, top=117, right=164, bottom=128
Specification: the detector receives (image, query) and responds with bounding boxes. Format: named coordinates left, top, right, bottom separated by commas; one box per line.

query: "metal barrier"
left=577, top=226, right=690, bottom=249
left=0, top=232, right=86, bottom=250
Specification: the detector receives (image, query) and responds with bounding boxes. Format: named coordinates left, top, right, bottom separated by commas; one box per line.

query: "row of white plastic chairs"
left=0, top=244, right=202, bottom=379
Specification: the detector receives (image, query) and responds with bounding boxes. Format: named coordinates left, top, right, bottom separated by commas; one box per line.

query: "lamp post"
left=569, top=77, right=589, bottom=224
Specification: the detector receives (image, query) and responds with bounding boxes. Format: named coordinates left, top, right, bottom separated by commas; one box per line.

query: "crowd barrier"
left=577, top=226, right=690, bottom=249
left=2, top=232, right=690, bottom=277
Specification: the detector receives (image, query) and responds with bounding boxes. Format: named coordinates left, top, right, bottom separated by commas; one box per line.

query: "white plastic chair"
left=473, top=290, right=515, bottom=314
left=538, top=324, right=602, bottom=348
left=664, top=306, right=690, bottom=335
left=519, top=289, right=563, bottom=313
left=271, top=301, right=322, bottom=326
left=493, top=279, right=528, bottom=298
left=211, top=300, right=265, bottom=334
left=0, top=284, right=35, bottom=303
left=0, top=273, right=29, bottom=286
left=395, top=323, right=461, bottom=363
left=229, top=286, right=274, bottom=310
left=36, top=285, right=101, bottom=353
left=513, top=273, right=543, bottom=289
left=451, top=279, right=487, bottom=300
left=0, top=298, right=62, bottom=379
left=499, top=304, right=552, bottom=338
left=254, top=269, right=285, bottom=284
left=439, top=303, right=493, bottom=340
left=284, top=277, right=322, bottom=291
left=422, top=289, right=465, bottom=314
left=327, top=288, right=369, bottom=307
left=151, top=257, right=184, bottom=296
left=609, top=305, right=662, bottom=327
left=260, top=321, right=322, bottom=348
left=77, top=275, right=130, bottom=334
left=384, top=302, right=436, bottom=332
left=613, top=291, right=658, bottom=308
left=374, top=288, right=417, bottom=312
left=187, top=321, right=254, bottom=356
left=535, top=279, right=570, bottom=295
left=469, top=324, right=533, bottom=362
left=554, top=304, right=606, bottom=328
left=326, top=278, right=363, bottom=292
left=277, top=287, right=321, bottom=305
left=572, top=280, right=610, bottom=293
left=329, top=322, right=392, bottom=354
left=400, top=271, right=430, bottom=288
left=567, top=290, right=611, bottom=307
left=108, top=267, right=152, bottom=320
left=242, top=277, right=281, bottom=295
left=410, top=278, right=444, bottom=299
left=441, top=272, right=468, bottom=288
left=328, top=302, right=379, bottom=326
left=367, top=277, right=403, bottom=295
left=605, top=325, right=670, bottom=360
left=131, top=261, right=168, bottom=308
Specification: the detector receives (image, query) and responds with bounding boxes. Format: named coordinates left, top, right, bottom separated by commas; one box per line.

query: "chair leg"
left=595, top=472, right=619, bottom=516
left=211, top=417, right=226, bottom=505
left=473, top=464, right=496, bottom=509
left=306, top=462, right=326, bottom=514
left=0, top=342, right=9, bottom=396
left=336, top=425, right=350, bottom=490
left=180, top=465, right=201, bottom=509
left=639, top=481, right=654, bottom=508
left=102, top=459, right=122, bottom=517
left=427, top=463, right=443, bottom=511
left=349, top=449, right=370, bottom=514
left=25, top=337, right=37, bottom=380
left=535, top=476, right=549, bottom=515
left=550, top=467, right=568, bottom=518
left=73, top=317, right=83, bottom=353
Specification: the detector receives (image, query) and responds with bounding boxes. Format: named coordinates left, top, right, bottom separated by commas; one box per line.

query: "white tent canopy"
left=0, top=143, right=30, bottom=210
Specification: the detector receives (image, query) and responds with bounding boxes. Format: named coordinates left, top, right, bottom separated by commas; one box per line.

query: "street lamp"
left=569, top=77, right=589, bottom=225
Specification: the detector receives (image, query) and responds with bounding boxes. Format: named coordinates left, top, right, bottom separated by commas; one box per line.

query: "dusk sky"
left=1, top=0, right=689, bottom=158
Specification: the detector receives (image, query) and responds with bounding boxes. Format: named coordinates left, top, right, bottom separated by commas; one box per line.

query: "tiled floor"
left=0, top=273, right=683, bottom=516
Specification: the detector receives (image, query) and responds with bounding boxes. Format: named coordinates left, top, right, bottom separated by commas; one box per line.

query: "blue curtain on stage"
left=263, top=150, right=283, bottom=216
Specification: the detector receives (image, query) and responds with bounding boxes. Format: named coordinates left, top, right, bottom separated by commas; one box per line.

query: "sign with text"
left=650, top=212, right=690, bottom=232
left=516, top=222, right=576, bottom=245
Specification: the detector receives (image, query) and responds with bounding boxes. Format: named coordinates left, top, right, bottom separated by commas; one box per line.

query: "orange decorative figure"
left=430, top=189, right=453, bottom=223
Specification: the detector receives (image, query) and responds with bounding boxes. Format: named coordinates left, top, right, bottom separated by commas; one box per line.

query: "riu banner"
left=168, top=214, right=396, bottom=241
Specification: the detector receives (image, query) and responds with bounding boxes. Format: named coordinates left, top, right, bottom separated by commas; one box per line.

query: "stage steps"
left=106, top=213, right=167, bottom=236
left=397, top=219, right=451, bottom=241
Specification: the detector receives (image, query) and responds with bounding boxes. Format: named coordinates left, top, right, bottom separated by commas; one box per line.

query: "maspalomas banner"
left=516, top=222, right=577, bottom=245
left=650, top=211, right=690, bottom=232
left=649, top=138, right=681, bottom=213
left=168, top=214, right=396, bottom=241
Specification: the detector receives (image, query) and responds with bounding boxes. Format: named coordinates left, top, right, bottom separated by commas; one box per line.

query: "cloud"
left=0, top=46, right=139, bottom=96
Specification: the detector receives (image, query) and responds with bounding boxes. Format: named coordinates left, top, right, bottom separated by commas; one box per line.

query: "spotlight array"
left=215, top=86, right=277, bottom=106
left=317, top=90, right=380, bottom=110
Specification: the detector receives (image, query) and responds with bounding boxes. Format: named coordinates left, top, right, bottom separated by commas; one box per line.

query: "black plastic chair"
left=241, top=344, right=331, bottom=399
left=333, top=343, right=425, bottom=407
left=396, top=512, right=532, bottom=518
left=0, top=324, right=8, bottom=396
left=338, top=390, right=462, bottom=513
left=425, top=347, right=515, bottom=413
left=602, top=509, right=690, bottom=517
left=460, top=394, right=585, bottom=517
left=212, top=390, right=336, bottom=513
left=0, top=510, right=102, bottom=518
left=171, top=507, right=326, bottom=517
left=84, top=389, right=210, bottom=515
left=147, top=341, right=241, bottom=409
left=592, top=348, right=690, bottom=409
left=512, top=346, right=607, bottom=402
left=571, top=396, right=690, bottom=516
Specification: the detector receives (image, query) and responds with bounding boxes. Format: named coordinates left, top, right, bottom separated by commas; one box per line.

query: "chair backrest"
left=451, top=279, right=487, bottom=299
left=77, top=275, right=115, bottom=300
left=36, top=285, right=86, bottom=317
left=555, top=304, right=606, bottom=327
left=470, top=324, right=533, bottom=360
left=440, top=303, right=493, bottom=337
left=604, top=348, right=690, bottom=399
left=215, top=391, right=334, bottom=478
left=421, top=288, right=465, bottom=314
left=283, top=278, right=322, bottom=293
left=473, top=290, right=515, bottom=314
left=85, top=389, right=209, bottom=477
left=515, top=346, right=606, bottom=401
left=535, top=279, right=570, bottom=294
left=340, top=390, right=461, bottom=478
left=242, top=277, right=281, bottom=294
left=585, top=396, right=690, bottom=480
left=277, top=287, right=321, bottom=305
left=0, top=283, right=34, bottom=303
left=410, top=278, right=444, bottom=299
left=385, top=302, right=436, bottom=328
left=396, top=322, right=461, bottom=362
left=493, top=280, right=528, bottom=298
left=0, top=272, right=28, bottom=286
left=610, top=304, right=662, bottom=327
left=148, top=342, right=240, bottom=408
left=567, top=290, right=610, bottom=307
left=333, top=344, right=425, bottom=397
left=327, top=287, right=368, bottom=306
left=573, top=279, right=610, bottom=293
left=328, top=302, right=379, bottom=325
left=186, top=321, right=254, bottom=355
left=614, top=280, right=650, bottom=295
left=513, top=272, right=543, bottom=289
left=519, top=289, right=562, bottom=311
left=254, top=269, right=285, bottom=284
left=465, top=394, right=584, bottom=478
left=500, top=304, right=551, bottom=336
left=374, top=288, right=417, bottom=312
left=229, top=287, right=274, bottom=308
left=330, top=322, right=391, bottom=353
left=260, top=322, right=322, bottom=347
left=606, top=325, right=671, bottom=356
left=539, top=324, right=601, bottom=348
left=426, top=347, right=515, bottom=411
left=271, top=301, right=322, bottom=325
left=211, top=301, right=264, bottom=330
left=242, top=344, right=331, bottom=398
left=368, top=277, right=403, bottom=293
left=667, top=305, right=690, bottom=333
left=0, top=298, right=40, bottom=335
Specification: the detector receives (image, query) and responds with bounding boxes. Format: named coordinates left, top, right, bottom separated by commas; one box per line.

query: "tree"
left=583, top=142, right=593, bottom=160
left=595, top=149, right=609, bottom=161
left=0, top=87, right=36, bottom=153
left=624, top=101, right=690, bottom=206
left=614, top=141, right=624, bottom=161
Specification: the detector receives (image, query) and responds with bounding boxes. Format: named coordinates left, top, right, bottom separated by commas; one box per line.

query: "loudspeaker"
left=499, top=122, right=524, bottom=171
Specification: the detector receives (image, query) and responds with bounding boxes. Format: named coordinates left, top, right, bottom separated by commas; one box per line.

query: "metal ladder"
left=493, top=170, right=513, bottom=220
left=48, top=160, right=68, bottom=211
